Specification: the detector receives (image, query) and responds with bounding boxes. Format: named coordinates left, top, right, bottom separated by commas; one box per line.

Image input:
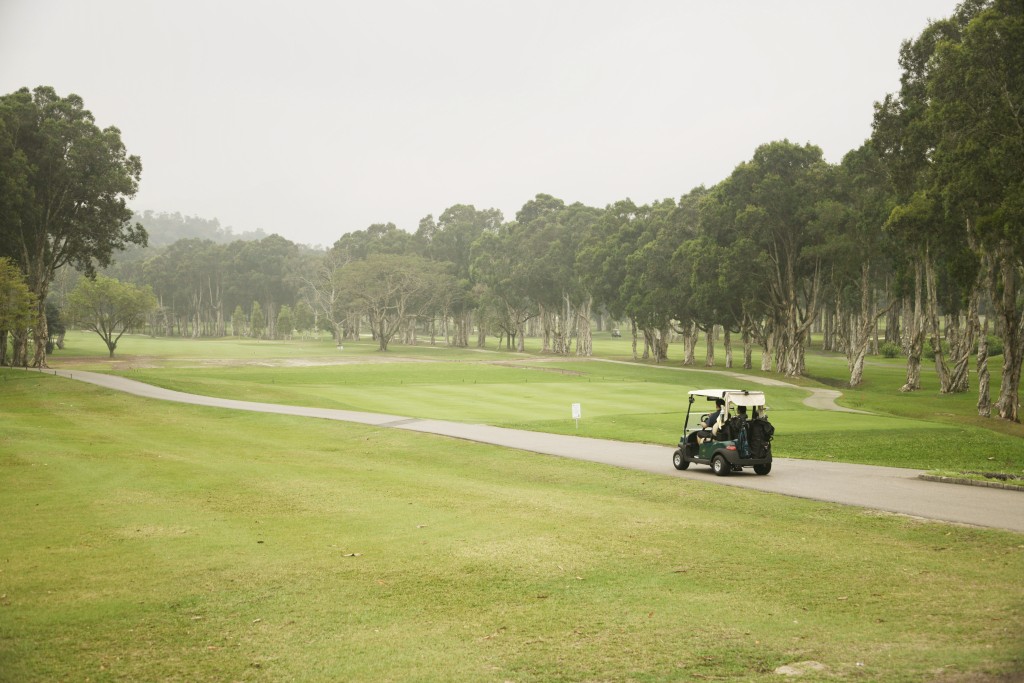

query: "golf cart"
left=672, top=389, right=774, bottom=476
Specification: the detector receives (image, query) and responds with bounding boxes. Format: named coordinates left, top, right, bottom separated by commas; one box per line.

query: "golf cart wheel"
left=672, top=449, right=690, bottom=470
left=712, top=454, right=730, bottom=477
left=754, top=463, right=772, bottom=475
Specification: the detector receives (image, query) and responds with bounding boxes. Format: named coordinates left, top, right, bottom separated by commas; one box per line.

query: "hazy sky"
left=1, top=1, right=959, bottom=247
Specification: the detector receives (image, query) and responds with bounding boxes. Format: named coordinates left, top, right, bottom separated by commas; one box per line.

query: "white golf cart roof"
left=688, top=389, right=766, bottom=407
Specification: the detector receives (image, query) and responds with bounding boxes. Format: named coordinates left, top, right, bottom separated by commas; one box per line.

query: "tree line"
left=1, top=0, right=1021, bottom=420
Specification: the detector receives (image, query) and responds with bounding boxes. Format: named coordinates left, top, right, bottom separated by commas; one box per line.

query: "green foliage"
left=0, top=86, right=146, bottom=364
left=230, top=304, right=245, bottom=337
left=336, top=253, right=451, bottom=351
left=0, top=257, right=36, bottom=345
left=879, top=341, right=903, bottom=358
left=249, top=301, right=265, bottom=339
left=294, top=300, right=315, bottom=332
left=923, top=337, right=951, bottom=357
left=66, top=275, right=156, bottom=357
left=134, top=210, right=267, bottom=247
left=985, top=334, right=1003, bottom=357
left=276, top=304, right=295, bottom=340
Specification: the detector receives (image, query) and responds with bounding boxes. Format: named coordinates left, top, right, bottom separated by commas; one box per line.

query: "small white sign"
left=571, top=403, right=581, bottom=420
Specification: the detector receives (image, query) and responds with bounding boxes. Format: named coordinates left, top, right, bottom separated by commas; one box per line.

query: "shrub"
left=924, top=338, right=951, bottom=357
left=879, top=341, right=903, bottom=358
left=985, top=334, right=1004, bottom=357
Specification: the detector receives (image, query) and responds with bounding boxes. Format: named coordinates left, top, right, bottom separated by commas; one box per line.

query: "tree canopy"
left=67, top=274, right=156, bottom=357
left=0, top=86, right=145, bottom=366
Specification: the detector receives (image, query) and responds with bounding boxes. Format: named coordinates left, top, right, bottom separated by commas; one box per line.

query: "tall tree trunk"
left=993, top=255, right=1023, bottom=422
left=656, top=324, right=670, bottom=363
left=924, top=258, right=952, bottom=393
left=539, top=304, right=551, bottom=353
left=477, top=312, right=487, bottom=348
left=760, top=324, right=774, bottom=372
left=742, top=328, right=753, bottom=370
left=885, top=292, right=901, bottom=344
left=845, top=264, right=895, bottom=388
left=11, top=328, right=28, bottom=367
left=947, top=293, right=978, bottom=394
left=704, top=326, right=715, bottom=367
left=723, top=328, right=733, bottom=368
left=901, top=262, right=925, bottom=393
left=683, top=321, right=697, bottom=366
left=575, top=294, right=593, bottom=357
left=978, top=313, right=992, bottom=417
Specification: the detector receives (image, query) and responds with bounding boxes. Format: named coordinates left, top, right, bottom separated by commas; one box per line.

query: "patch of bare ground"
left=485, top=360, right=587, bottom=376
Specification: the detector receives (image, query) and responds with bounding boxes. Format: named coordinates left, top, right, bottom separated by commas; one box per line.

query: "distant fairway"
left=50, top=331, right=1024, bottom=473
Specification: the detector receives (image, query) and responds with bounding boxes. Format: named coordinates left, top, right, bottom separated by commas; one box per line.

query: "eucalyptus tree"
left=512, top=194, right=571, bottom=353
left=699, top=141, right=833, bottom=377
left=0, top=86, right=145, bottom=366
left=871, top=0, right=1009, bottom=407
left=502, top=195, right=600, bottom=356
left=332, top=222, right=418, bottom=261
left=676, top=237, right=749, bottom=368
left=301, top=247, right=353, bottom=342
left=925, top=0, right=1024, bottom=420
left=554, top=202, right=603, bottom=356
left=336, top=253, right=447, bottom=352
left=666, top=188, right=710, bottom=366
left=620, top=199, right=687, bottom=363
left=470, top=225, right=535, bottom=352
left=829, top=143, right=898, bottom=387
left=144, top=238, right=224, bottom=337
left=577, top=200, right=646, bottom=331
left=666, top=186, right=756, bottom=368
left=417, top=204, right=502, bottom=346
left=227, top=235, right=299, bottom=340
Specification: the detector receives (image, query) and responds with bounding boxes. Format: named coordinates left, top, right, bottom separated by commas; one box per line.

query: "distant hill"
left=133, top=211, right=267, bottom=247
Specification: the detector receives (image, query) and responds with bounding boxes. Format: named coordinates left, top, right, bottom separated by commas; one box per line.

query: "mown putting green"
left=1, top=371, right=1022, bottom=681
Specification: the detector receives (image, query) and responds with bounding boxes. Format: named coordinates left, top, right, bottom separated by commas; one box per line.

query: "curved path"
left=591, top=358, right=871, bottom=413
left=49, top=368, right=1024, bottom=534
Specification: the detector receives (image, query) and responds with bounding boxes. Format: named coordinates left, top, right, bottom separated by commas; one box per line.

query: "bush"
left=985, top=334, right=1004, bottom=357
left=924, top=338, right=951, bottom=357
left=879, top=341, right=903, bottom=358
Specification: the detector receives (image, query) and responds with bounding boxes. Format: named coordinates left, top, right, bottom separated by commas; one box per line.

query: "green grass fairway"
left=1, top=372, right=1022, bottom=681
left=46, top=330, right=1024, bottom=473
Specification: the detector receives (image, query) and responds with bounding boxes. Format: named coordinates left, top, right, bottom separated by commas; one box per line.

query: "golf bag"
left=746, top=417, right=774, bottom=458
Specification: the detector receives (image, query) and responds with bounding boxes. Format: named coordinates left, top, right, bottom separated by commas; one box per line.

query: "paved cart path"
left=49, top=368, right=1024, bottom=534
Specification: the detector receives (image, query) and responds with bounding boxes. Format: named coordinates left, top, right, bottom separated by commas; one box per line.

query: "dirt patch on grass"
left=486, top=360, right=587, bottom=376
left=52, top=354, right=442, bottom=371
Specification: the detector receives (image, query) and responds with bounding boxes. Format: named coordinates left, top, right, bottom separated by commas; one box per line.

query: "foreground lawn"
left=1, top=371, right=1022, bottom=681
